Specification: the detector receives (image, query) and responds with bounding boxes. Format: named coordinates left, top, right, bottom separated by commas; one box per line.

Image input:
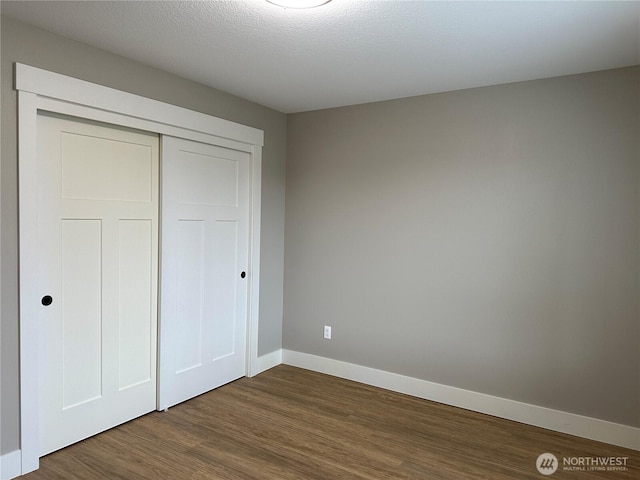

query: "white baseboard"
left=250, top=349, right=282, bottom=377
left=0, top=450, right=21, bottom=480
left=282, top=349, right=640, bottom=451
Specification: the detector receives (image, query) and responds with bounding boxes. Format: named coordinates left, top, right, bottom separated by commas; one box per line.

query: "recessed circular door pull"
left=41, top=295, right=53, bottom=306
left=240, top=271, right=246, bottom=279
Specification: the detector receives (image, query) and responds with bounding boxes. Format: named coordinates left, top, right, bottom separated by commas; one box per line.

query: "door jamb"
left=16, top=63, right=264, bottom=475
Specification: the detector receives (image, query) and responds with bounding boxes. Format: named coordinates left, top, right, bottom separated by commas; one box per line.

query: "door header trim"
left=15, top=63, right=264, bottom=148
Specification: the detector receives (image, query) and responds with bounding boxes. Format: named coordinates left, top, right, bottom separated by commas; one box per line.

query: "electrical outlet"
left=323, top=325, right=332, bottom=339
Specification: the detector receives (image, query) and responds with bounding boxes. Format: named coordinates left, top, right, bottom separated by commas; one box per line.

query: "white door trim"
left=16, top=63, right=264, bottom=475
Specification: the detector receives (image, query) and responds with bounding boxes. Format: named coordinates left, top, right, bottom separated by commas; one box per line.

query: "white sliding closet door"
left=159, top=136, right=250, bottom=409
left=37, top=113, right=159, bottom=455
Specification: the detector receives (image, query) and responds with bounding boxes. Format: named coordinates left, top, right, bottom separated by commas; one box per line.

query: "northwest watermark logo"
left=536, top=453, right=629, bottom=475
left=536, top=453, right=558, bottom=475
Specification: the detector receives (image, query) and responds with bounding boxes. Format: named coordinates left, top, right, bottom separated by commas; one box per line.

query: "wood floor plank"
left=20, top=365, right=638, bottom=479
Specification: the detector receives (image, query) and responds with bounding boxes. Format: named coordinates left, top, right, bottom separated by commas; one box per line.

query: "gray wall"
left=0, top=15, right=286, bottom=455
left=285, top=67, right=639, bottom=427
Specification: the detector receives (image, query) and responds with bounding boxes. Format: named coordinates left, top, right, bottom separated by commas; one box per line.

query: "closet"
left=17, top=63, right=263, bottom=473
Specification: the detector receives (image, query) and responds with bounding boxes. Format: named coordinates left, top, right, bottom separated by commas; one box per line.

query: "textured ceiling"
left=2, top=0, right=639, bottom=113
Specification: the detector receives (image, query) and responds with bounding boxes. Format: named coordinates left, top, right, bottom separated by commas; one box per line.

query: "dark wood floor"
left=22, top=365, right=638, bottom=479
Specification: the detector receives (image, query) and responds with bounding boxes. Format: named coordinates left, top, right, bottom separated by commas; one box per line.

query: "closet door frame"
left=16, top=63, right=264, bottom=475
